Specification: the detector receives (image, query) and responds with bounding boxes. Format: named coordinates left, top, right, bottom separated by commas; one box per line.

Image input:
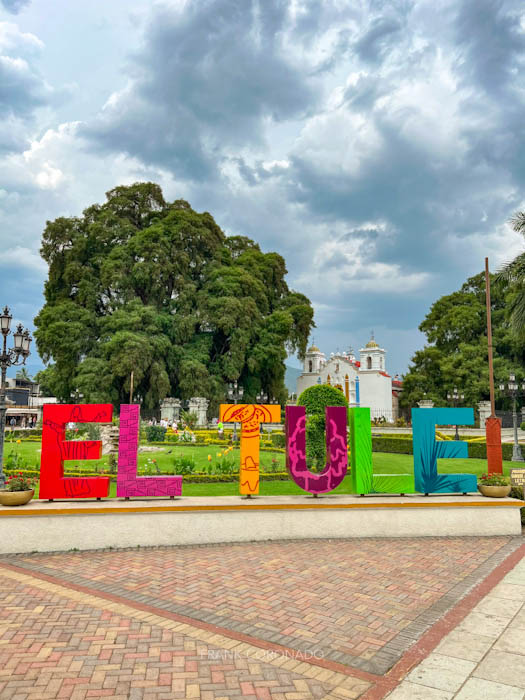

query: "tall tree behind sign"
left=34, top=183, right=314, bottom=412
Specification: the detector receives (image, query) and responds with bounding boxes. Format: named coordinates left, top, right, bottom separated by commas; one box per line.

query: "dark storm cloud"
left=82, top=0, right=316, bottom=180
left=1, top=0, right=30, bottom=14
left=455, top=0, right=525, bottom=97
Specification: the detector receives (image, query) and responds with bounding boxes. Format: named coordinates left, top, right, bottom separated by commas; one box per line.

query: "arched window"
left=308, top=360, right=313, bottom=373
left=327, top=374, right=331, bottom=385
left=336, top=363, right=339, bottom=373
left=367, top=356, right=372, bottom=370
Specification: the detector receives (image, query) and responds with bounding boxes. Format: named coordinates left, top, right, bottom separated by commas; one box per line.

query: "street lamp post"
left=447, top=387, right=465, bottom=441
left=228, top=381, right=244, bottom=442
left=0, top=307, right=32, bottom=488
left=499, top=374, right=525, bottom=462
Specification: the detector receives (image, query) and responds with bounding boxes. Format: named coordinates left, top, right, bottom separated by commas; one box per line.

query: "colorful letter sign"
left=39, top=403, right=113, bottom=500
left=117, top=404, right=182, bottom=498
left=286, top=405, right=348, bottom=494
left=35, top=400, right=483, bottom=502
left=220, top=403, right=281, bottom=495
left=412, top=407, right=476, bottom=494
left=348, top=407, right=415, bottom=494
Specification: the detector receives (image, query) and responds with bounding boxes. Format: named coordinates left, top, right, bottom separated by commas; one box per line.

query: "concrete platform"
left=0, top=494, right=522, bottom=553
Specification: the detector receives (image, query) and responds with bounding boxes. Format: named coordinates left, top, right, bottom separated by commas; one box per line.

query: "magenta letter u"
left=285, top=405, right=348, bottom=494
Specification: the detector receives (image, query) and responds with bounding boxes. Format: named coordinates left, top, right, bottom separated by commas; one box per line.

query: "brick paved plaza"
left=0, top=536, right=524, bottom=699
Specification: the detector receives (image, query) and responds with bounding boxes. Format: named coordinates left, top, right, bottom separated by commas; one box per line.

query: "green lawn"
left=5, top=440, right=517, bottom=499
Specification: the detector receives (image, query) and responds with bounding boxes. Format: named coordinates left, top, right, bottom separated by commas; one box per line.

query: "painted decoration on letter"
left=117, top=404, right=182, bottom=498
left=286, top=405, right=347, bottom=494
left=412, top=407, right=476, bottom=494
left=486, top=416, right=503, bottom=475
left=39, top=403, right=113, bottom=500
left=220, top=403, right=280, bottom=495
left=348, top=407, right=414, bottom=494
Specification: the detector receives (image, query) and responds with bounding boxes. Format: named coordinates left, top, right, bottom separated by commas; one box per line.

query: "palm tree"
left=496, top=211, right=525, bottom=331
left=15, top=367, right=32, bottom=382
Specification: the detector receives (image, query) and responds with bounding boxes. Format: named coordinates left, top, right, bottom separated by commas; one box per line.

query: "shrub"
left=171, top=454, right=197, bottom=475
left=297, top=384, right=348, bottom=469
left=297, top=384, right=348, bottom=414
left=270, top=432, right=286, bottom=448
left=145, top=425, right=167, bottom=442
left=521, top=422, right=525, bottom=431
left=372, top=436, right=412, bottom=454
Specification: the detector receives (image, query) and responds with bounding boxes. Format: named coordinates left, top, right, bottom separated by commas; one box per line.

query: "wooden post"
left=129, top=371, right=134, bottom=404
left=485, top=258, right=503, bottom=473
left=485, top=258, right=496, bottom=417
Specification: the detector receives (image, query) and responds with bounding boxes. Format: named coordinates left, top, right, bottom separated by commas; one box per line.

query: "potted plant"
left=478, top=473, right=511, bottom=498
left=0, top=472, right=36, bottom=506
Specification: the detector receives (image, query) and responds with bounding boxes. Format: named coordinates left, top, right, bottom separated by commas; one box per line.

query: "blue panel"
left=412, top=407, right=477, bottom=494
left=355, top=377, right=360, bottom=405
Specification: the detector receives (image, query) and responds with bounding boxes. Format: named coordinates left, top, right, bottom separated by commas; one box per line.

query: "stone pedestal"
left=100, top=425, right=119, bottom=456
left=160, top=398, right=181, bottom=424
left=188, top=397, right=209, bottom=428
left=417, top=399, right=434, bottom=408
left=478, top=400, right=492, bottom=428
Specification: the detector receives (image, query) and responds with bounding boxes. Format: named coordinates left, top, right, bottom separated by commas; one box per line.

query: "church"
left=296, top=335, right=401, bottom=421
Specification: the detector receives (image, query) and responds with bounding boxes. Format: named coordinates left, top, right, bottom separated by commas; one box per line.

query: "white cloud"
left=0, top=22, right=44, bottom=54
left=0, top=245, right=47, bottom=272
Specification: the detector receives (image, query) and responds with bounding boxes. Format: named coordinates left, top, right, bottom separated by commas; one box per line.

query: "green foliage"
left=145, top=425, right=166, bottom=442
left=180, top=409, right=198, bottom=429
left=401, top=272, right=524, bottom=410
left=371, top=435, right=515, bottom=461
left=521, top=422, right=525, bottom=431
left=496, top=210, right=525, bottom=332
left=171, top=454, right=197, bottom=475
left=34, top=183, right=314, bottom=413
left=269, top=432, right=286, bottom=448
left=297, top=384, right=348, bottom=414
left=4, top=449, right=31, bottom=471
left=297, top=384, right=348, bottom=468
left=372, top=436, right=413, bottom=455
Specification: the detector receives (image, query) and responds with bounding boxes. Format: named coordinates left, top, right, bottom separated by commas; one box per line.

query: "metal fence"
left=495, top=411, right=515, bottom=428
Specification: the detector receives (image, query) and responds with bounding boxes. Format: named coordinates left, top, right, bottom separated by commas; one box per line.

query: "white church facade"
left=296, top=336, right=398, bottom=421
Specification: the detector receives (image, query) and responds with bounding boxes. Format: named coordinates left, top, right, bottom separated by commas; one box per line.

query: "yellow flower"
left=16, top=439, right=21, bottom=444
left=217, top=453, right=222, bottom=458
left=207, top=455, right=212, bottom=461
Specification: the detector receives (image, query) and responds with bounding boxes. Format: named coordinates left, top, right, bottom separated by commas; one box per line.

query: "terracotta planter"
left=478, top=484, right=511, bottom=498
left=0, top=489, right=34, bottom=506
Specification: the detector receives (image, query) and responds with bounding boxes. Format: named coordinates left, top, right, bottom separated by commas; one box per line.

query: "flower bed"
left=4, top=468, right=291, bottom=484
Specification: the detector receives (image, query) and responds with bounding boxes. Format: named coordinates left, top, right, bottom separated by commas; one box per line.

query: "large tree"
left=35, top=183, right=314, bottom=412
left=400, top=272, right=524, bottom=411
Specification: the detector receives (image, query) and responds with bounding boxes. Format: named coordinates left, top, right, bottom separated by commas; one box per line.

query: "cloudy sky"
left=1, top=0, right=524, bottom=378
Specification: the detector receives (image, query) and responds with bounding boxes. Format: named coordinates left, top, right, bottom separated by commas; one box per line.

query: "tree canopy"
left=400, top=272, right=524, bottom=411
left=34, top=183, right=314, bottom=412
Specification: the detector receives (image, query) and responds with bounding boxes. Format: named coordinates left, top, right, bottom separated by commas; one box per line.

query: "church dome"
left=308, top=344, right=321, bottom=353
left=365, top=339, right=379, bottom=348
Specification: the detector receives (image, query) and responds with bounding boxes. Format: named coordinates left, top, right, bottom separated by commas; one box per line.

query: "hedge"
left=371, top=436, right=515, bottom=460
left=4, top=469, right=291, bottom=484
